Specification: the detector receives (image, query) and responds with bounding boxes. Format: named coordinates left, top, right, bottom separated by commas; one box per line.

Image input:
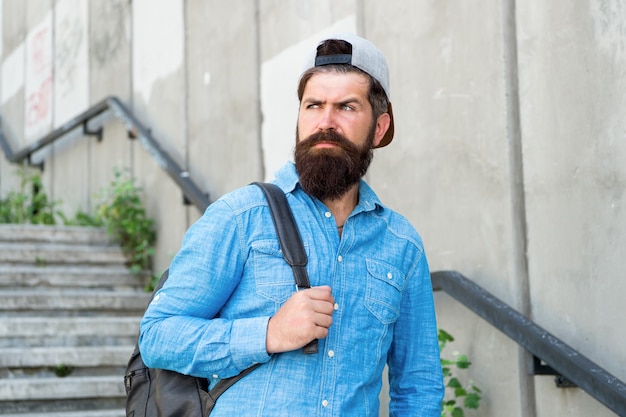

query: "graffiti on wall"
left=92, top=0, right=128, bottom=66
left=24, top=14, right=53, bottom=141
left=54, top=0, right=89, bottom=127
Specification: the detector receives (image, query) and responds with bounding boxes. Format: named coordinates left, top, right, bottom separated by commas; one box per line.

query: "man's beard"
left=294, top=128, right=374, bottom=201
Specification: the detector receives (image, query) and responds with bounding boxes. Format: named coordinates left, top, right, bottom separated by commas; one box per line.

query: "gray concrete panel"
left=49, top=128, right=91, bottom=216
left=363, top=2, right=526, bottom=415
left=88, top=0, right=131, bottom=103
left=131, top=0, right=189, bottom=272
left=1, top=0, right=26, bottom=148
left=517, top=1, right=626, bottom=415
left=3, top=0, right=26, bottom=53
left=22, top=1, right=54, bottom=201
left=185, top=0, right=262, bottom=205
left=24, top=1, right=53, bottom=143
left=258, top=0, right=357, bottom=61
left=0, top=0, right=26, bottom=194
left=88, top=1, right=133, bottom=215
left=49, top=0, right=91, bottom=216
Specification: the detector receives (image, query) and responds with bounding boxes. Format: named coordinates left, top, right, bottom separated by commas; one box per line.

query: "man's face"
left=297, top=71, right=383, bottom=151
left=294, top=71, right=381, bottom=201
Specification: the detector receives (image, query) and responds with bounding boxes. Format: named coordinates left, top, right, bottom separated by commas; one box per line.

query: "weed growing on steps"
left=0, top=166, right=157, bottom=288
left=0, top=168, right=60, bottom=224
left=51, top=363, right=75, bottom=378
left=95, top=168, right=156, bottom=283
left=439, top=329, right=482, bottom=417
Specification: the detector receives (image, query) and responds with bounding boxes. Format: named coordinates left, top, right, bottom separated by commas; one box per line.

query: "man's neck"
left=322, top=184, right=359, bottom=229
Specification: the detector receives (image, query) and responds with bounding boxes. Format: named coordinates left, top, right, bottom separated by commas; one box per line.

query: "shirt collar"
left=273, top=162, right=300, bottom=194
left=273, top=162, right=384, bottom=214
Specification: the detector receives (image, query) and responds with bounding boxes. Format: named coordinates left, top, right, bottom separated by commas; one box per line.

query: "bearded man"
left=139, top=33, right=444, bottom=416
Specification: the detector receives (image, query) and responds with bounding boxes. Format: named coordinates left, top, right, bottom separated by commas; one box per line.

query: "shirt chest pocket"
left=365, top=259, right=406, bottom=324
left=252, top=240, right=297, bottom=304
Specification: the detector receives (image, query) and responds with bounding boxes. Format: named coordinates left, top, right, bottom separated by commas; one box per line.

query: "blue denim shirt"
left=139, top=162, right=444, bottom=416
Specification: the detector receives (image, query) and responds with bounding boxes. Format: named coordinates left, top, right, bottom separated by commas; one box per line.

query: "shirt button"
left=328, top=350, right=335, bottom=358
left=212, top=374, right=218, bottom=379
left=387, top=272, right=393, bottom=279
left=337, top=255, right=343, bottom=263
left=325, top=211, right=331, bottom=218
left=334, top=303, right=339, bottom=310
left=322, top=399, right=329, bottom=407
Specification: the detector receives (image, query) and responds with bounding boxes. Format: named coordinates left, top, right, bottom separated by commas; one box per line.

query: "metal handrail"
left=0, top=96, right=210, bottom=212
left=432, top=270, right=626, bottom=415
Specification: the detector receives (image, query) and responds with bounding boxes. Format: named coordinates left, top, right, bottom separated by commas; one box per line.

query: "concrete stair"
left=0, top=224, right=151, bottom=416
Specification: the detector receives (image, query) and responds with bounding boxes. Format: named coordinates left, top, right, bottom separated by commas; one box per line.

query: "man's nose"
left=317, top=108, right=337, bottom=131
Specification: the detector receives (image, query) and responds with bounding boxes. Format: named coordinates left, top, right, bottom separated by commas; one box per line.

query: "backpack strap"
left=252, top=182, right=318, bottom=355
left=252, top=182, right=310, bottom=289
left=128, top=182, right=319, bottom=408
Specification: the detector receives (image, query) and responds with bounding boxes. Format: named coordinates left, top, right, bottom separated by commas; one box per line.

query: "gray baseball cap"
left=300, top=33, right=395, bottom=148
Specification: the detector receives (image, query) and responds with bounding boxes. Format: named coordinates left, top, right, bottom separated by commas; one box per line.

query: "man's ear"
left=372, top=113, right=391, bottom=148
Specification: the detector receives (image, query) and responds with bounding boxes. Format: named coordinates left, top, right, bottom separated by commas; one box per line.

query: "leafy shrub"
left=95, top=168, right=156, bottom=278
left=439, top=329, right=482, bottom=417
left=0, top=168, right=59, bottom=224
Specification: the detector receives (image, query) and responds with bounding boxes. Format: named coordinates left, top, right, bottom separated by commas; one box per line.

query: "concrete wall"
left=1, top=1, right=624, bottom=416
left=517, top=3, right=626, bottom=416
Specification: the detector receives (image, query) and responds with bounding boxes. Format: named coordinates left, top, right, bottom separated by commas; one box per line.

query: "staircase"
left=0, top=224, right=151, bottom=416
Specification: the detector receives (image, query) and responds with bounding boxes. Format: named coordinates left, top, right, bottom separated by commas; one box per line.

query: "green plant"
left=61, top=210, right=104, bottom=227
left=0, top=167, right=103, bottom=226
left=96, top=169, right=156, bottom=280
left=0, top=168, right=60, bottom=224
left=51, top=363, right=74, bottom=377
left=439, top=329, right=482, bottom=417
left=146, top=270, right=164, bottom=292
left=1, top=165, right=157, bottom=286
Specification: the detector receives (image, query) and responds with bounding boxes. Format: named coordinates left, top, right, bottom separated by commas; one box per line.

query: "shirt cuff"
left=230, top=316, right=272, bottom=371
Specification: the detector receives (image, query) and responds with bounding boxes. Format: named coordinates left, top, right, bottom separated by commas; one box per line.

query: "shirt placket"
left=318, top=209, right=344, bottom=415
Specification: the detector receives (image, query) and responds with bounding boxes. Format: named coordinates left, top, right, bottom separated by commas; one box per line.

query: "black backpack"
left=123, top=182, right=316, bottom=417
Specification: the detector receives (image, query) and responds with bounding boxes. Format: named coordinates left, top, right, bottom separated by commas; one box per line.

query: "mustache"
left=299, top=130, right=358, bottom=152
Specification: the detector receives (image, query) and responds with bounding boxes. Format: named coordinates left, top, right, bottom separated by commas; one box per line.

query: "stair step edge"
left=0, top=317, right=141, bottom=337
left=0, top=224, right=112, bottom=244
left=0, top=375, right=125, bottom=401
left=0, top=345, right=135, bottom=367
left=0, top=409, right=125, bottom=417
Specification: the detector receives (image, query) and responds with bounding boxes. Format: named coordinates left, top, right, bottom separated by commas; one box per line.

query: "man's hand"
left=266, top=286, right=334, bottom=354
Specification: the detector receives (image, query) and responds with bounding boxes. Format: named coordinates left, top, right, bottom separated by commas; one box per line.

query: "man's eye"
left=341, top=105, right=353, bottom=111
